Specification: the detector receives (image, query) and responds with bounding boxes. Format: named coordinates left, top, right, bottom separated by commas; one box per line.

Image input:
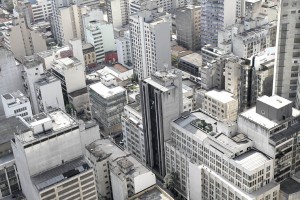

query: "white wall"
left=133, top=171, right=156, bottom=194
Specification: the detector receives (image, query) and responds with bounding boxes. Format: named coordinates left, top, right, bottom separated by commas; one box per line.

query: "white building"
left=165, top=111, right=279, bottom=198
left=1, top=91, right=33, bottom=122
left=34, top=75, right=65, bottom=113
left=189, top=163, right=280, bottom=200
left=31, top=0, right=52, bottom=22
left=130, top=10, right=172, bottom=79
left=238, top=95, right=300, bottom=182
left=11, top=109, right=100, bottom=200
left=0, top=48, right=24, bottom=118
left=85, top=139, right=156, bottom=200
left=122, top=102, right=146, bottom=165
left=85, top=20, right=116, bottom=63
left=116, top=30, right=132, bottom=67
left=53, top=4, right=85, bottom=45
left=202, top=90, right=238, bottom=121
left=106, top=0, right=129, bottom=28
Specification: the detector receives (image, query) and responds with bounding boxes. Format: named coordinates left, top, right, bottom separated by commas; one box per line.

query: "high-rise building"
left=11, top=109, right=100, bottom=200
left=89, top=81, right=126, bottom=136
left=130, top=10, right=171, bottom=79
left=31, top=0, right=53, bottom=22
left=1, top=91, right=33, bottom=122
left=85, top=20, right=116, bottom=63
left=2, top=17, right=48, bottom=61
left=176, top=5, right=201, bottom=51
left=273, top=0, right=300, bottom=102
left=116, top=30, right=132, bottom=67
left=200, top=0, right=237, bottom=47
left=106, top=0, right=129, bottom=28
left=140, top=69, right=183, bottom=177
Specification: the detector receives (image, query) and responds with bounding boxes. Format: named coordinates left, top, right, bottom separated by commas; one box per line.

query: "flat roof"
left=31, top=156, right=91, bottom=191
left=280, top=177, right=300, bottom=195
left=180, top=53, right=202, bottom=66
left=233, top=150, right=270, bottom=172
left=205, top=90, right=236, bottom=104
left=35, top=75, right=59, bottom=86
left=16, top=110, right=77, bottom=144
left=258, top=95, right=292, bottom=109
left=240, top=107, right=300, bottom=129
left=0, top=117, right=29, bottom=145
left=129, top=185, right=174, bottom=200
left=89, top=82, right=126, bottom=99
left=68, top=87, right=88, bottom=98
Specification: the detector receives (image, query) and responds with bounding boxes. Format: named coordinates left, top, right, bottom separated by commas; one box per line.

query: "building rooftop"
left=129, top=185, right=174, bottom=200
left=0, top=117, right=29, bottom=145
left=233, top=150, right=271, bottom=172
left=280, top=176, right=300, bottom=195
left=82, top=43, right=94, bottom=50
left=35, top=75, right=59, bottom=86
left=31, top=156, right=91, bottom=191
left=52, top=57, right=81, bottom=73
left=180, top=53, right=202, bottom=66
left=240, top=107, right=300, bottom=129
left=68, top=87, right=88, bottom=98
left=89, top=82, right=126, bottom=99
left=15, top=110, right=78, bottom=145
left=205, top=90, right=236, bottom=104
left=258, top=95, right=292, bottom=109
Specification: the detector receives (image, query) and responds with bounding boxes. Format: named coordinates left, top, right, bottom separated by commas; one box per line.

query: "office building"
left=176, top=5, right=201, bottom=51
left=238, top=95, right=300, bottom=182
left=202, top=90, right=238, bottom=121
left=165, top=110, right=279, bottom=198
left=12, top=109, right=99, bottom=200
left=200, top=0, right=237, bottom=47
left=2, top=17, right=47, bottom=61
left=85, top=139, right=156, bottom=199
left=273, top=0, right=300, bottom=102
left=85, top=20, right=116, bottom=63
left=116, top=30, right=132, bottom=67
left=106, top=0, right=129, bottom=28
left=89, top=81, right=126, bottom=136
left=140, top=69, right=183, bottom=177
left=31, top=0, right=52, bottom=22
left=1, top=91, right=33, bottom=122
left=201, top=44, right=229, bottom=66
left=130, top=10, right=171, bottom=79
left=122, top=101, right=146, bottom=165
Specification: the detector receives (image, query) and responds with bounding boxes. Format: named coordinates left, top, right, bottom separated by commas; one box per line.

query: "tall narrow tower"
left=273, top=0, right=300, bottom=104
left=140, top=69, right=183, bottom=177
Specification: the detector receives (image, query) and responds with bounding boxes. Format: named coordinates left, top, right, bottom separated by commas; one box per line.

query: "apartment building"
left=122, top=101, right=146, bottom=165
left=106, top=0, right=129, bottom=28
left=200, top=0, right=237, bottom=47
left=140, top=69, right=183, bottom=177
left=31, top=0, right=52, bottom=22
left=176, top=5, right=201, bottom=51
left=116, top=30, right=132, bottom=67
left=272, top=0, right=300, bottom=103
left=2, top=17, right=47, bottom=61
left=1, top=91, right=33, bottom=122
left=85, top=20, right=116, bottom=63
left=89, top=81, right=126, bottom=136
left=238, top=95, right=300, bottom=182
left=130, top=10, right=171, bottom=79
left=82, top=43, right=96, bottom=67
left=11, top=109, right=99, bottom=200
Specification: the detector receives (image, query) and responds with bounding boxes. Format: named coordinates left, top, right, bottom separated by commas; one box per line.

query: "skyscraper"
left=273, top=0, right=300, bottom=104
left=130, top=9, right=171, bottom=79
left=140, top=69, right=183, bottom=177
